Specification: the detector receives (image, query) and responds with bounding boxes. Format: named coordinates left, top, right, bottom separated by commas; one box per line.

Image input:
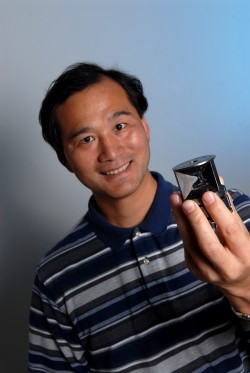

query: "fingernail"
left=202, top=191, right=215, bottom=206
left=182, top=200, right=195, bottom=214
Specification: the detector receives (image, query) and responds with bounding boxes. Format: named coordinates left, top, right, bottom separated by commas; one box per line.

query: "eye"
left=115, top=123, right=126, bottom=132
left=80, top=135, right=94, bottom=144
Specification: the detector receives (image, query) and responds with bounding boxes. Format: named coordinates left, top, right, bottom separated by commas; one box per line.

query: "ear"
left=141, top=116, right=150, bottom=141
left=57, top=151, right=73, bottom=173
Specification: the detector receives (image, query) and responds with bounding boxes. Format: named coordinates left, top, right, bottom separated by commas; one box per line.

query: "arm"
left=170, top=188, right=250, bottom=316
left=29, top=275, right=89, bottom=372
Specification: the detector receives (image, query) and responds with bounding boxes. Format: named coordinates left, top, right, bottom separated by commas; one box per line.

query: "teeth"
left=105, top=162, right=130, bottom=175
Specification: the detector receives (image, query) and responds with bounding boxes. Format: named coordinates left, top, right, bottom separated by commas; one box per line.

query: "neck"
left=94, top=172, right=157, bottom=228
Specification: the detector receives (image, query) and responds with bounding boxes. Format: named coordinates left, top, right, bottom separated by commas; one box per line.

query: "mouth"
left=102, top=161, right=131, bottom=176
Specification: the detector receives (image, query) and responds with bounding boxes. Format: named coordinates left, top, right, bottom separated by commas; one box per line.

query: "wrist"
left=221, top=287, right=250, bottom=315
left=231, top=304, right=250, bottom=322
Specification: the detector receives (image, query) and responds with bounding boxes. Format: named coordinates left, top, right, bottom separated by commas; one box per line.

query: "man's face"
left=56, top=77, right=151, bottom=204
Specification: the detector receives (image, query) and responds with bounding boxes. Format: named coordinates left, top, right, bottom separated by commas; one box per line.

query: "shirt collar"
left=86, top=172, right=174, bottom=250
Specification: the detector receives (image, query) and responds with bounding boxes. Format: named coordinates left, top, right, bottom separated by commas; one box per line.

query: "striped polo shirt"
left=29, top=172, right=250, bottom=372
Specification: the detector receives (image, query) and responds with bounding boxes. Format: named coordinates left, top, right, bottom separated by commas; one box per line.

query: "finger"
left=202, top=192, right=250, bottom=255
left=219, top=175, right=224, bottom=185
left=170, top=193, right=197, bottom=248
left=181, top=198, right=226, bottom=267
left=227, top=193, right=249, bottom=231
left=177, top=198, right=223, bottom=282
left=184, top=247, right=220, bottom=284
left=169, top=192, right=184, bottom=223
left=170, top=194, right=210, bottom=279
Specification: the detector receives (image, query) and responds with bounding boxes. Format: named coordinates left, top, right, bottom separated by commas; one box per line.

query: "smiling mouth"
left=103, top=162, right=131, bottom=176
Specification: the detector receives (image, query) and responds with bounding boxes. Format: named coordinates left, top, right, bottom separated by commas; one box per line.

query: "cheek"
left=64, top=150, right=90, bottom=174
left=129, top=129, right=150, bottom=149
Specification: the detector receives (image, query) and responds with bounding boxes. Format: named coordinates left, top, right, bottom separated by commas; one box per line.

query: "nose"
left=97, top=136, right=122, bottom=162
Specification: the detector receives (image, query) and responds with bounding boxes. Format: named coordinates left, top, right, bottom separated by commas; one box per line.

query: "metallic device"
left=173, top=155, right=232, bottom=220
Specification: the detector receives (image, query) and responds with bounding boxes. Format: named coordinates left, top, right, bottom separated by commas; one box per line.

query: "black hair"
left=39, top=62, right=148, bottom=153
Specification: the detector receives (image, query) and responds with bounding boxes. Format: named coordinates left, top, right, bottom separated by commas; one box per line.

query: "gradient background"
left=1, top=0, right=250, bottom=371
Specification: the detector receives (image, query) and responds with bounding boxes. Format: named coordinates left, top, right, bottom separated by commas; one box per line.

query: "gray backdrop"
left=1, top=0, right=250, bottom=371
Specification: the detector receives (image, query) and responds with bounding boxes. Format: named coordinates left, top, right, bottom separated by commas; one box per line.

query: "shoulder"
left=228, top=188, right=250, bottom=209
left=229, top=188, right=250, bottom=203
left=228, top=188, right=250, bottom=228
left=36, top=214, right=103, bottom=283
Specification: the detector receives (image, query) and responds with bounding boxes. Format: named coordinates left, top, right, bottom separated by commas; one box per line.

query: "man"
left=29, top=62, right=250, bottom=372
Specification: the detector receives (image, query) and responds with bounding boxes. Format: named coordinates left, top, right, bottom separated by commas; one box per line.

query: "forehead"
left=57, top=78, right=136, bottom=119
left=69, top=77, right=130, bottom=106
left=56, top=78, right=137, bottom=132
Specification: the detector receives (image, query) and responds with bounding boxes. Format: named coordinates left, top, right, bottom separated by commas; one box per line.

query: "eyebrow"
left=68, top=111, right=132, bottom=141
left=111, top=110, right=131, bottom=119
left=68, top=127, right=93, bottom=141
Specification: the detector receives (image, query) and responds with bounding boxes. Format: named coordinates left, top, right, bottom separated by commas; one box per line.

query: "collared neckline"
left=86, top=172, right=174, bottom=250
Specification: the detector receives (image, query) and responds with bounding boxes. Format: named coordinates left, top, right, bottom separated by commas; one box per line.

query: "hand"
left=170, top=190, right=250, bottom=314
